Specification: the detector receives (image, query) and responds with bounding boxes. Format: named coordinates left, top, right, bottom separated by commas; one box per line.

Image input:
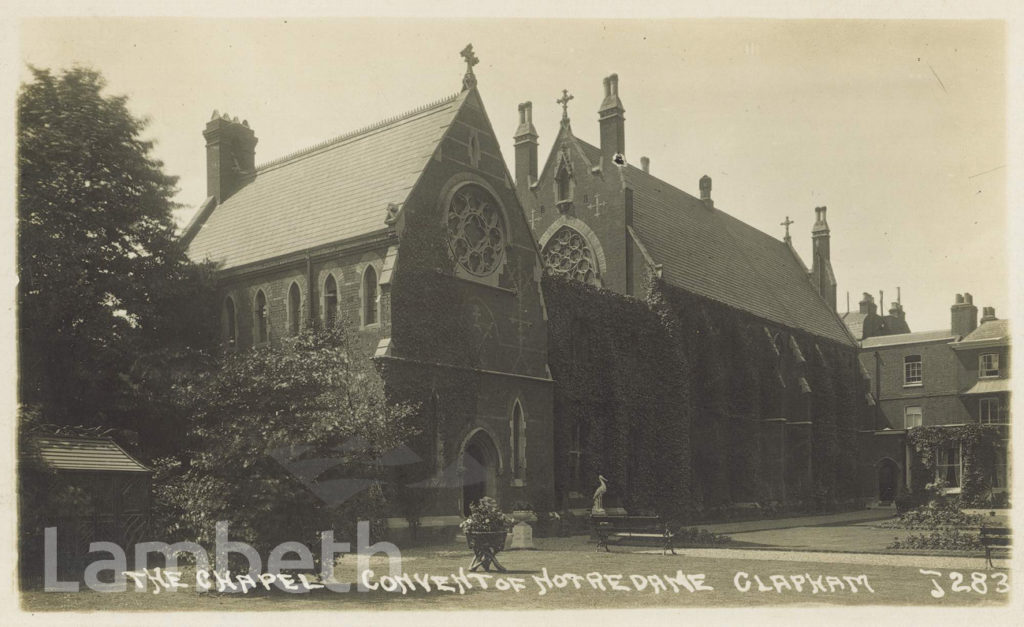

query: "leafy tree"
left=156, top=325, right=418, bottom=556
left=17, top=66, right=217, bottom=443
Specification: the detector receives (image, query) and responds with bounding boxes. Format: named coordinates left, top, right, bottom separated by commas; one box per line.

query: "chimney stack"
left=859, top=292, right=877, bottom=315
left=640, top=156, right=650, bottom=173
left=699, top=175, right=713, bottom=208
left=951, top=292, right=979, bottom=337
left=810, top=206, right=836, bottom=310
left=204, top=111, right=257, bottom=204
left=513, top=101, right=539, bottom=192
left=889, top=300, right=905, bottom=321
left=598, top=74, right=625, bottom=158
left=980, top=306, right=997, bottom=324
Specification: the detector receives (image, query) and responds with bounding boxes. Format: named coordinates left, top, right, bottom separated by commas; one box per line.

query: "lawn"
left=21, top=536, right=1011, bottom=611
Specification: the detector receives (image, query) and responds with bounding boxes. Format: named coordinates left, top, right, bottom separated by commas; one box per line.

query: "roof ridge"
left=255, top=91, right=461, bottom=172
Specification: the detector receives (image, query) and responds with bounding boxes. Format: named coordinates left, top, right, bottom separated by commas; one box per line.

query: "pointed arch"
left=538, top=216, right=606, bottom=287
left=254, top=289, right=268, bottom=345
left=510, top=398, right=527, bottom=482
left=287, top=282, right=302, bottom=335
left=323, top=273, right=338, bottom=328
left=541, top=225, right=601, bottom=286
left=362, top=265, right=379, bottom=326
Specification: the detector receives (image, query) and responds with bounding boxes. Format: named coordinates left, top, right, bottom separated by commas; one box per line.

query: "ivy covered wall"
left=543, top=271, right=869, bottom=519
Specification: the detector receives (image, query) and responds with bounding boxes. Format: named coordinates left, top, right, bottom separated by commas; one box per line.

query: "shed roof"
left=186, top=91, right=466, bottom=269
left=27, top=436, right=151, bottom=473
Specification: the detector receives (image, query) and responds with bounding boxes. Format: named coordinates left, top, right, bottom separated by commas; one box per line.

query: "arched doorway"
left=877, top=458, right=899, bottom=504
left=461, top=429, right=500, bottom=516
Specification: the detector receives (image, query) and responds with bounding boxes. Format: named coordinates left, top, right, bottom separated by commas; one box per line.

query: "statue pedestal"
left=591, top=508, right=606, bottom=516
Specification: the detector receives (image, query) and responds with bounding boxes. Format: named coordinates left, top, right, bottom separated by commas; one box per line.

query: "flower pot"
left=511, top=510, right=537, bottom=524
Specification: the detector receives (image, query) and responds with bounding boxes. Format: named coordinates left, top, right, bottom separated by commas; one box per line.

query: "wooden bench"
left=979, top=525, right=1011, bottom=569
left=590, top=515, right=675, bottom=555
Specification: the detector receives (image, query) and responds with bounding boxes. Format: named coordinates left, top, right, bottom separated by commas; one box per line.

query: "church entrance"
left=461, top=430, right=500, bottom=516
left=877, top=458, right=899, bottom=504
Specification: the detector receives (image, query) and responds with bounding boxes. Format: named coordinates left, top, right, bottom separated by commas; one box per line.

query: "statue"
left=592, top=474, right=607, bottom=515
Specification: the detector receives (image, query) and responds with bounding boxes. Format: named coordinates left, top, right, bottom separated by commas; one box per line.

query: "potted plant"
left=460, top=497, right=514, bottom=572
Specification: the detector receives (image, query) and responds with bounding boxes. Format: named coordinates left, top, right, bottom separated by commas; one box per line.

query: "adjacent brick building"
left=857, top=293, right=1011, bottom=502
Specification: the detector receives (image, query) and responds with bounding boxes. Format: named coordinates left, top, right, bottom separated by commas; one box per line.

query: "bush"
left=880, top=502, right=985, bottom=530
left=672, top=527, right=732, bottom=547
left=888, top=528, right=983, bottom=551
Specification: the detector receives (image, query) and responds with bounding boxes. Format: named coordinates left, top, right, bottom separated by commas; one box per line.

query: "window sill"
left=903, top=383, right=923, bottom=389
left=978, top=374, right=1001, bottom=379
left=361, top=322, right=381, bottom=331
left=510, top=479, right=526, bottom=488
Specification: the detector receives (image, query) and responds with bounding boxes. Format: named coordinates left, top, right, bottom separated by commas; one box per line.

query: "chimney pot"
left=980, top=306, right=997, bottom=323
left=951, top=292, right=978, bottom=336
left=699, top=175, right=713, bottom=207
left=641, top=156, right=650, bottom=173
left=513, top=101, right=539, bottom=191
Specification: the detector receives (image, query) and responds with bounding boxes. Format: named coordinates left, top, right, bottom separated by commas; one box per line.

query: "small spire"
left=460, top=43, right=479, bottom=91
left=781, top=216, right=794, bottom=243
left=557, top=89, right=574, bottom=126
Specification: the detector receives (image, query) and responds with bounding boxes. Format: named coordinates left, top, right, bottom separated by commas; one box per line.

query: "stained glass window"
left=542, top=226, right=598, bottom=285
left=445, top=184, right=506, bottom=276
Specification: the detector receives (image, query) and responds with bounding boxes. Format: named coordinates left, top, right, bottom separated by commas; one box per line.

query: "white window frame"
left=979, top=397, right=1007, bottom=425
left=935, top=442, right=962, bottom=491
left=903, top=355, right=923, bottom=387
left=253, top=289, right=269, bottom=345
left=903, top=405, right=922, bottom=429
left=979, top=353, right=1000, bottom=378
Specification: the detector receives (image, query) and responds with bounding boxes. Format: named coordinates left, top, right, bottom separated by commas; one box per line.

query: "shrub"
left=880, top=502, right=985, bottom=530
left=888, top=528, right=983, bottom=551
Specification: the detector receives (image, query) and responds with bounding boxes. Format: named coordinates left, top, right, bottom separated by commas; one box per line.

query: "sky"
left=15, top=16, right=1012, bottom=333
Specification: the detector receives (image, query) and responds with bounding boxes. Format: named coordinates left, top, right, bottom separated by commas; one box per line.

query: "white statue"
left=592, top=474, right=607, bottom=515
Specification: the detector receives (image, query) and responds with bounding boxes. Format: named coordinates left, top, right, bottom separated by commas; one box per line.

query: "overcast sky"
left=18, top=17, right=1010, bottom=333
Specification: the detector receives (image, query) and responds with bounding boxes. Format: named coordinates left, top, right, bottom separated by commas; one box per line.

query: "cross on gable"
left=781, top=216, right=794, bottom=240
left=460, top=44, right=479, bottom=90
left=557, top=89, right=574, bottom=122
left=587, top=193, right=607, bottom=217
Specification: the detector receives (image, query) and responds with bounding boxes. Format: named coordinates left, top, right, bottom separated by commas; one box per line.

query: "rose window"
left=542, top=226, right=598, bottom=285
left=446, top=184, right=507, bottom=276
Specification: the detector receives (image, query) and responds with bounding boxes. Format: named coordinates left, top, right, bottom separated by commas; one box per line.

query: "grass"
left=20, top=535, right=1010, bottom=611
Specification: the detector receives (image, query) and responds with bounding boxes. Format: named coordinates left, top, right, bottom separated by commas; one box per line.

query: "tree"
left=17, top=66, right=217, bottom=439
left=155, top=325, right=418, bottom=556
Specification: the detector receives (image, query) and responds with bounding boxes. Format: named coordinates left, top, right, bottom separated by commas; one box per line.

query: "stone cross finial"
left=460, top=44, right=479, bottom=90
left=557, top=89, right=574, bottom=123
left=781, top=216, right=794, bottom=242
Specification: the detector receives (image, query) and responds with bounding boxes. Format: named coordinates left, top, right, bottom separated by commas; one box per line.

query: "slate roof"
left=842, top=312, right=869, bottom=340
left=958, top=319, right=1010, bottom=344
left=27, top=437, right=151, bottom=473
left=571, top=139, right=853, bottom=345
left=186, top=92, right=466, bottom=269
left=861, top=329, right=956, bottom=349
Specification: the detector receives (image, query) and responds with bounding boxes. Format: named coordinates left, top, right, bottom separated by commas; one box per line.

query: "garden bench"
left=979, top=525, right=1011, bottom=569
left=590, top=515, right=675, bottom=555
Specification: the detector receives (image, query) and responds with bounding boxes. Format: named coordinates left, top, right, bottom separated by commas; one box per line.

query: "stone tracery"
left=542, top=226, right=599, bottom=286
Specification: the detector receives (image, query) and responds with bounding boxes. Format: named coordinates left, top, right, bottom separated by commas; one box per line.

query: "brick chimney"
left=888, top=300, right=905, bottom=321
left=810, top=206, right=837, bottom=310
left=950, top=293, right=978, bottom=337
left=598, top=74, right=625, bottom=158
left=640, top=156, right=650, bottom=174
left=204, top=111, right=257, bottom=204
left=980, top=306, right=997, bottom=324
left=513, top=101, right=539, bottom=192
left=699, top=175, right=713, bottom=208
left=859, top=292, right=877, bottom=315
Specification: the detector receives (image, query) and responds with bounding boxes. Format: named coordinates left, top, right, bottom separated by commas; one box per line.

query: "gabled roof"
left=568, top=137, right=853, bottom=345
left=861, top=329, right=956, bottom=349
left=186, top=91, right=466, bottom=269
left=842, top=311, right=870, bottom=340
left=26, top=436, right=151, bottom=473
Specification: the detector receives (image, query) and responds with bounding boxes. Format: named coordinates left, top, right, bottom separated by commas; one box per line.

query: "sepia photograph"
left=7, top=5, right=1020, bottom=623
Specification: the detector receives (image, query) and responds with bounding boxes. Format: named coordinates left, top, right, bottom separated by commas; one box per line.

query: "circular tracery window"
left=542, top=226, right=598, bottom=285
left=445, top=184, right=507, bottom=276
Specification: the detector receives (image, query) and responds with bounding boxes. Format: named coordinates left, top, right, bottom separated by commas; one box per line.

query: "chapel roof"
left=571, top=138, right=854, bottom=346
left=186, top=91, right=467, bottom=270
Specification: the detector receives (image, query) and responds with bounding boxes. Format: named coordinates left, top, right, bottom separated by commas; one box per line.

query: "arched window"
left=324, top=274, right=338, bottom=328
left=363, top=266, right=378, bottom=326
left=510, top=400, right=526, bottom=481
left=222, top=297, right=237, bottom=347
left=254, top=290, right=268, bottom=344
left=542, top=226, right=599, bottom=285
left=288, top=282, right=301, bottom=336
